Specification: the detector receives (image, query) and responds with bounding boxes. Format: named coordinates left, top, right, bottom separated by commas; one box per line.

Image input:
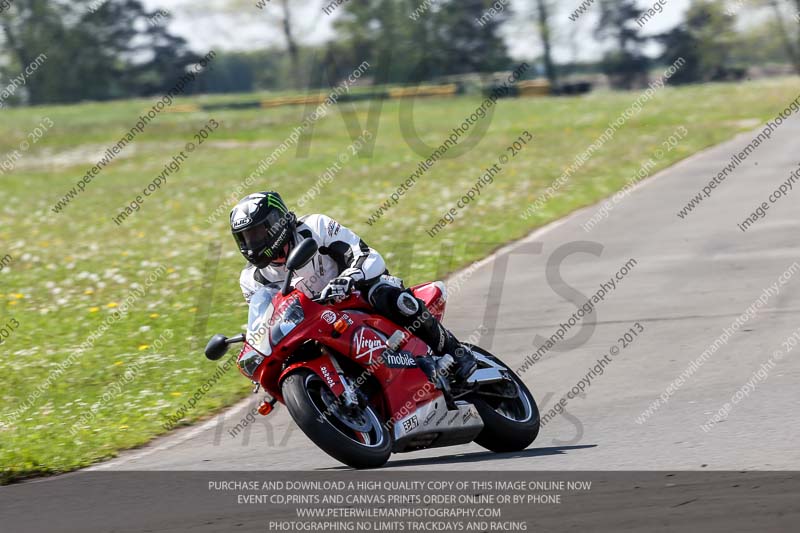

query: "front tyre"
left=282, top=369, right=391, bottom=469
left=467, top=345, right=540, bottom=453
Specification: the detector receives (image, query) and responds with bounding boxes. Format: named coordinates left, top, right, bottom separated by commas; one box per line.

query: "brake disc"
left=320, top=388, right=373, bottom=432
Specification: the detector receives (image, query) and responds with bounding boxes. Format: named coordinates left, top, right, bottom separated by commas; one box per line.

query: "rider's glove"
left=320, top=267, right=364, bottom=302
left=320, top=277, right=353, bottom=302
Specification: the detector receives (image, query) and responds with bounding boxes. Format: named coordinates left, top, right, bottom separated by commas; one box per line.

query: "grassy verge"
left=0, top=77, right=797, bottom=483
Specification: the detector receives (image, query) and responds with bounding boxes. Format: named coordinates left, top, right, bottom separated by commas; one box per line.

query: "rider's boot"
left=446, top=338, right=478, bottom=385
left=407, top=302, right=477, bottom=385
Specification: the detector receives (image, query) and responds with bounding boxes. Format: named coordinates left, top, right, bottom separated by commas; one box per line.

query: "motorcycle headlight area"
left=246, top=316, right=273, bottom=357
left=238, top=349, right=265, bottom=378
left=270, top=300, right=305, bottom=345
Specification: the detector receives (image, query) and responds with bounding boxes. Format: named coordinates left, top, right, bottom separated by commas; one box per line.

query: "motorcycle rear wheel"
left=466, top=345, right=540, bottom=453
left=282, top=369, right=392, bottom=469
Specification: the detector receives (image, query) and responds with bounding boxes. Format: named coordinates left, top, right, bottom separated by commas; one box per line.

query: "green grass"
left=0, top=77, right=797, bottom=483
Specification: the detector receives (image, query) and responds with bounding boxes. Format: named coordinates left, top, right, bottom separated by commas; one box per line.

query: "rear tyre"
left=466, top=346, right=540, bottom=453
left=282, top=369, right=392, bottom=469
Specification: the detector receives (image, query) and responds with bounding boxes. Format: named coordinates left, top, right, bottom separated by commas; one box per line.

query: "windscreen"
left=246, top=284, right=281, bottom=355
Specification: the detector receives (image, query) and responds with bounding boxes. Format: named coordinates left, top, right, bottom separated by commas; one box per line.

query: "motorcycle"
left=205, top=238, right=539, bottom=468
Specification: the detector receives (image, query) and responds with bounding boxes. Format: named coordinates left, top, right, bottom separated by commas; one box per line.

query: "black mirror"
left=205, top=334, right=229, bottom=361
left=286, top=238, right=318, bottom=271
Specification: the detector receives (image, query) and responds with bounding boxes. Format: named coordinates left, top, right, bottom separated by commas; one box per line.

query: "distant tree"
left=595, top=0, right=650, bottom=89
left=219, top=0, right=322, bottom=89
left=659, top=0, right=742, bottom=84
left=334, top=0, right=398, bottom=80
left=0, top=0, right=200, bottom=105
left=0, top=0, right=63, bottom=104
left=335, top=0, right=510, bottom=83
left=658, top=25, right=703, bottom=84
left=433, top=0, right=511, bottom=75
left=765, top=0, right=800, bottom=74
left=534, top=0, right=558, bottom=87
left=730, top=15, right=795, bottom=68
left=94, top=1, right=203, bottom=96
left=276, top=0, right=301, bottom=87
left=200, top=52, right=257, bottom=94
left=334, top=0, right=433, bottom=83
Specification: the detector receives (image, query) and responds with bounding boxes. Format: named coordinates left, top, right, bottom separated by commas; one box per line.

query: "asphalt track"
left=4, top=113, right=800, bottom=531
left=91, top=111, right=800, bottom=473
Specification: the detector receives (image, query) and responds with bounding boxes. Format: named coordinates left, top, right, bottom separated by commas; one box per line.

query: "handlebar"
left=311, top=289, right=363, bottom=306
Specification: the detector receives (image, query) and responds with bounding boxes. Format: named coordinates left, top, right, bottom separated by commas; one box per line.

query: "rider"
left=230, top=191, right=477, bottom=383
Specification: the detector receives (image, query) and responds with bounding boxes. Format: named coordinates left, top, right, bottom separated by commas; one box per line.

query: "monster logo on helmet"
left=230, top=191, right=297, bottom=269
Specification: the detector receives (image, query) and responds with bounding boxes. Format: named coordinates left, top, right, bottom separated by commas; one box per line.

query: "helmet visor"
left=239, top=224, right=271, bottom=251
left=234, top=210, right=292, bottom=265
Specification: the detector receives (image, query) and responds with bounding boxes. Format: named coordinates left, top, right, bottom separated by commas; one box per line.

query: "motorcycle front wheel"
left=282, top=369, right=392, bottom=469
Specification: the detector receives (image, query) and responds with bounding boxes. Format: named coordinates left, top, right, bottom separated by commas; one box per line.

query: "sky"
left=141, top=0, right=693, bottom=62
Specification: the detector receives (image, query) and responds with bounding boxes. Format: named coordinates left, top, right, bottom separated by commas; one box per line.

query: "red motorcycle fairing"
left=409, top=281, right=447, bottom=322
left=274, top=311, right=444, bottom=424
left=280, top=350, right=346, bottom=398
left=241, top=283, right=448, bottom=427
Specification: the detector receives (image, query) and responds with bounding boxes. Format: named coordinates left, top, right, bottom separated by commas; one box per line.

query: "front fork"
left=278, top=347, right=360, bottom=410
left=325, top=348, right=360, bottom=410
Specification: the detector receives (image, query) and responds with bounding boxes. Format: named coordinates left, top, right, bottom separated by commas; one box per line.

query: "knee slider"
left=397, top=291, right=420, bottom=317
left=367, top=276, right=403, bottom=306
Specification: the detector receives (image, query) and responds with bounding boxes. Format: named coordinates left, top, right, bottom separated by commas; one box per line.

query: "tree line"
left=1, top=0, right=799, bottom=106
